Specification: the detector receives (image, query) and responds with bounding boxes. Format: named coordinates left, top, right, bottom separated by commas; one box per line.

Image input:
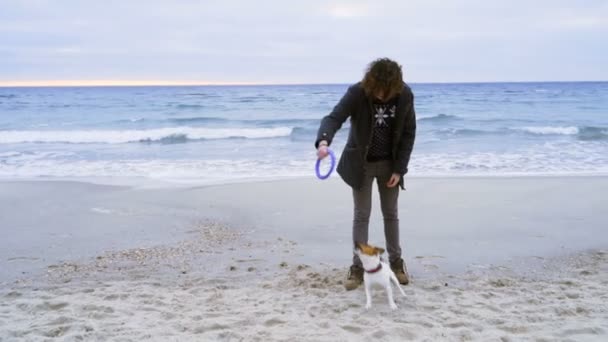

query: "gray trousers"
left=352, top=160, right=402, bottom=266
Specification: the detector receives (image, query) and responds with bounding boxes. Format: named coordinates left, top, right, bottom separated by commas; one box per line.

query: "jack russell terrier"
left=355, top=243, right=407, bottom=310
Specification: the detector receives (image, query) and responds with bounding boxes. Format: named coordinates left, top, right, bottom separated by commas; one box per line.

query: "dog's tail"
left=390, top=272, right=407, bottom=297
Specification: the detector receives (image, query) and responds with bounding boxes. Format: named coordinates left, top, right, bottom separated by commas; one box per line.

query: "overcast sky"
left=1, top=0, right=607, bottom=85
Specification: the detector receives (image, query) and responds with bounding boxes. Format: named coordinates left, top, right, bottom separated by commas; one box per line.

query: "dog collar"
left=364, top=263, right=382, bottom=274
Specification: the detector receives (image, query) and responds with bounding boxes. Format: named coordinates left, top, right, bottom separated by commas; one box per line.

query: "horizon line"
left=0, top=79, right=606, bottom=88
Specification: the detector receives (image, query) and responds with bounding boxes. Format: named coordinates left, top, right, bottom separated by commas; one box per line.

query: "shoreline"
left=3, top=172, right=608, bottom=190
left=2, top=175, right=607, bottom=281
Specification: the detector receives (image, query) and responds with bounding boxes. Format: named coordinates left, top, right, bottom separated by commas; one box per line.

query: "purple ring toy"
left=315, top=149, right=336, bottom=180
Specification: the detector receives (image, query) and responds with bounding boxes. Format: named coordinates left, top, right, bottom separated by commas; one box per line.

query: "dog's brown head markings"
left=356, top=243, right=385, bottom=256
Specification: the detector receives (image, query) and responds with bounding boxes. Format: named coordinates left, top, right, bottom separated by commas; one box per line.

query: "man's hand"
left=317, top=140, right=329, bottom=159
left=386, top=173, right=401, bottom=188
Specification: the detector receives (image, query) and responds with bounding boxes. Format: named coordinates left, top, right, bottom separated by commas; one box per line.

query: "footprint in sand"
left=194, top=323, right=229, bottom=334
left=317, top=321, right=330, bottom=329
left=264, top=318, right=286, bottom=327
left=499, top=325, right=529, bottom=334
left=409, top=320, right=434, bottom=329
left=372, top=330, right=387, bottom=338
left=423, top=284, right=442, bottom=291
left=46, top=316, right=75, bottom=326
left=103, top=294, right=126, bottom=301
left=489, top=279, right=514, bottom=288
left=82, top=304, right=115, bottom=314
left=42, top=326, right=71, bottom=338
left=341, top=325, right=362, bottom=333
left=7, top=256, right=40, bottom=262
left=36, top=302, right=69, bottom=311
left=445, top=321, right=468, bottom=329
left=4, top=291, right=22, bottom=299
left=563, top=327, right=605, bottom=336
left=415, top=255, right=445, bottom=259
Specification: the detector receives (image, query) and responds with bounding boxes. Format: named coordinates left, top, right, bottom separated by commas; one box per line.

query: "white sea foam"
left=1, top=142, right=607, bottom=186
left=517, top=126, right=579, bottom=135
left=0, top=127, right=293, bottom=144
left=90, top=207, right=114, bottom=214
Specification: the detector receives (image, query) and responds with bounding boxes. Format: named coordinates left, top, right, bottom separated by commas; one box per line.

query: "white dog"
left=355, top=243, right=407, bottom=310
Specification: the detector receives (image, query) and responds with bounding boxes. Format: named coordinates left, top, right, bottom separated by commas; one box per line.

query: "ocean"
left=1, top=82, right=607, bottom=185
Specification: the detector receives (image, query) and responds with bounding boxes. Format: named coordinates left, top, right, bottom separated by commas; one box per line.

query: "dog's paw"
left=365, top=303, right=372, bottom=310
left=390, top=303, right=398, bottom=310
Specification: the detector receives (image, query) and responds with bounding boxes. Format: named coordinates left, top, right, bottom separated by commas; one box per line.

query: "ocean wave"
left=0, top=127, right=294, bottom=144
left=109, top=118, right=148, bottom=125
left=516, top=126, right=608, bottom=140
left=517, top=126, right=579, bottom=135
left=180, top=93, right=221, bottom=98
left=0, top=158, right=316, bottom=184
left=578, top=126, right=608, bottom=141
left=235, top=96, right=284, bottom=103
left=418, top=114, right=461, bottom=122
left=435, top=125, right=608, bottom=141
left=170, top=117, right=231, bottom=124
left=437, top=128, right=493, bottom=136
left=1, top=142, right=606, bottom=182
left=108, top=116, right=319, bottom=128
left=411, top=142, right=608, bottom=175
left=289, top=126, right=318, bottom=140
left=140, top=133, right=190, bottom=144
left=165, top=117, right=320, bottom=129
left=0, top=151, right=23, bottom=159
left=175, top=104, right=205, bottom=110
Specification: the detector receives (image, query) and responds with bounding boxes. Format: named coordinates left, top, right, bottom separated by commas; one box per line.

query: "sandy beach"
left=1, top=176, right=607, bottom=341
left=3, top=0, right=608, bottom=340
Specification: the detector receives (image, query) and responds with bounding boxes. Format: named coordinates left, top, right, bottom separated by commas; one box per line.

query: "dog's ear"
left=374, top=247, right=385, bottom=255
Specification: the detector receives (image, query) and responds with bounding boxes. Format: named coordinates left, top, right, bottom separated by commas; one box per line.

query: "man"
left=315, top=58, right=416, bottom=290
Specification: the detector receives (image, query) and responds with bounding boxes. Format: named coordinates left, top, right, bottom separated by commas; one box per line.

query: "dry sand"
left=1, top=224, right=606, bottom=342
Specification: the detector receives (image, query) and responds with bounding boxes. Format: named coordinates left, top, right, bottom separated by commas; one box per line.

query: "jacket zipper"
left=364, top=99, right=374, bottom=161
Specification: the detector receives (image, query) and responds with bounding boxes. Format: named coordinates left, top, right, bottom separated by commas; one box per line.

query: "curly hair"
left=361, top=58, right=404, bottom=99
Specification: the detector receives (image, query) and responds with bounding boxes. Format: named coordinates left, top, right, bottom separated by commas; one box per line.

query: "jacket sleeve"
left=314, top=86, right=356, bottom=148
left=394, top=92, right=417, bottom=175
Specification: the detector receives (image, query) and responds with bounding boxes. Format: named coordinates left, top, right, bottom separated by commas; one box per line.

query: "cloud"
left=554, top=15, right=608, bottom=30
left=0, top=0, right=606, bottom=84
left=326, top=3, right=372, bottom=18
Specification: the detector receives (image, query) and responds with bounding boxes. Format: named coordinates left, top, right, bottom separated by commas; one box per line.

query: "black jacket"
left=315, top=82, right=416, bottom=190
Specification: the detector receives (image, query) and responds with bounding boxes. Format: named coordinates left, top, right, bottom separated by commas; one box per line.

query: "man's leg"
left=352, top=163, right=374, bottom=266
left=377, top=161, right=409, bottom=285
left=345, top=163, right=374, bottom=291
left=376, top=161, right=401, bottom=262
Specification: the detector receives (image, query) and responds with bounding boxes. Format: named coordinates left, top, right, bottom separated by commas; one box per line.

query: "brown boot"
left=344, top=264, right=363, bottom=290
left=390, top=258, right=410, bottom=285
